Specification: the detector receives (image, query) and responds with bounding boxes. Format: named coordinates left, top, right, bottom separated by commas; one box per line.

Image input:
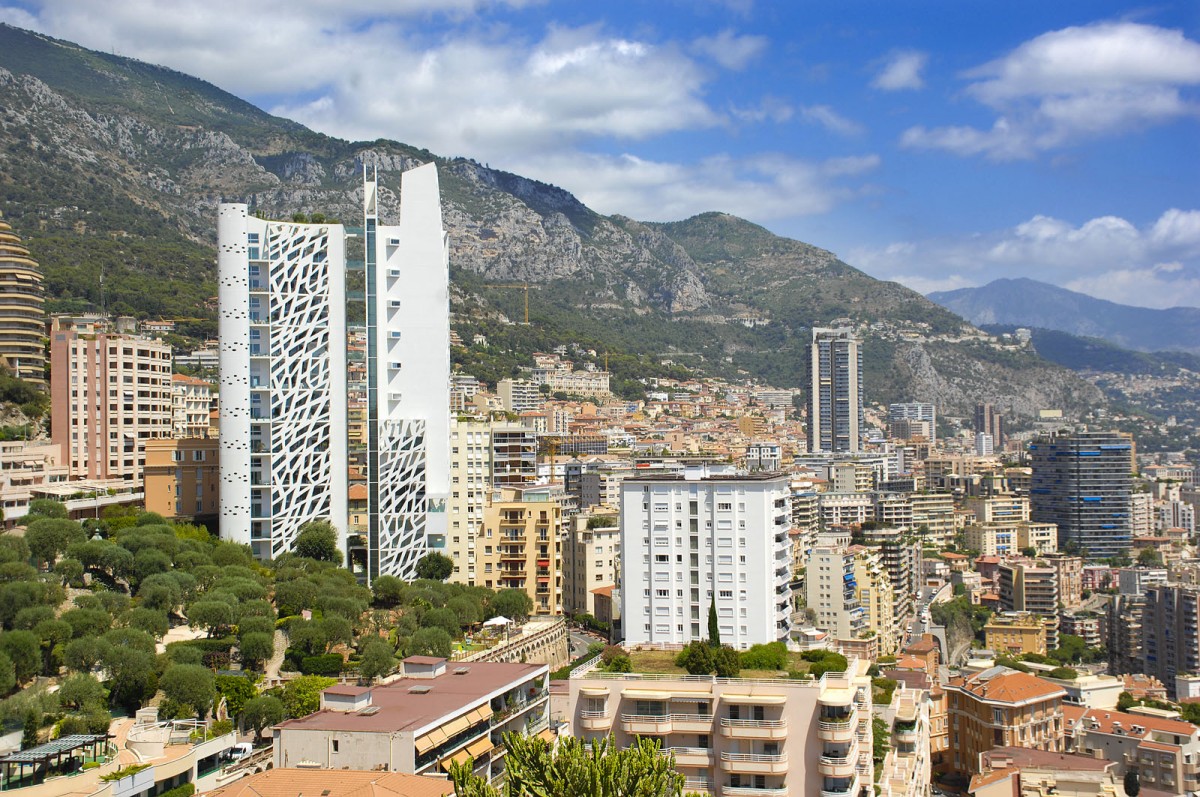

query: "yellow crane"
left=490, top=283, right=538, bottom=324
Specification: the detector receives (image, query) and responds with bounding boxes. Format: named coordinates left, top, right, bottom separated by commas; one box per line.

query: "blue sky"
left=2, top=0, right=1199, bottom=308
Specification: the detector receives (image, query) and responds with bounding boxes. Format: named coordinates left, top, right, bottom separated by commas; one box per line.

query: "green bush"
left=300, top=654, right=344, bottom=676
left=739, top=642, right=787, bottom=670
left=1048, top=667, right=1078, bottom=680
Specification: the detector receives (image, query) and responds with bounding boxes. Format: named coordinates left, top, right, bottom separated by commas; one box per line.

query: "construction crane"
left=490, top=284, right=538, bottom=324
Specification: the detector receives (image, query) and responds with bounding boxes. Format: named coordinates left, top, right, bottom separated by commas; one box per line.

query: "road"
left=569, top=630, right=604, bottom=658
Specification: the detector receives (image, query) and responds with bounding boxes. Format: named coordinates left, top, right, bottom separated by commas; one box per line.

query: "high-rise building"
left=1029, top=431, right=1133, bottom=558
left=808, top=327, right=863, bottom=453
left=50, top=316, right=173, bottom=480
left=171, top=374, right=214, bottom=438
left=476, top=485, right=564, bottom=615
left=974, top=403, right=1005, bottom=449
left=1141, top=583, right=1200, bottom=699
left=807, top=541, right=869, bottom=644
left=998, top=559, right=1060, bottom=650
left=0, top=219, right=46, bottom=386
left=620, top=470, right=793, bottom=649
left=217, top=165, right=449, bottom=579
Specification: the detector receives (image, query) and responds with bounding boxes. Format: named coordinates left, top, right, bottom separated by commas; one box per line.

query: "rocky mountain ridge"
left=0, top=23, right=1103, bottom=418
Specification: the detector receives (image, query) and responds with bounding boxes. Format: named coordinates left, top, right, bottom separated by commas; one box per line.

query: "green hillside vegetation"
left=0, top=501, right=527, bottom=741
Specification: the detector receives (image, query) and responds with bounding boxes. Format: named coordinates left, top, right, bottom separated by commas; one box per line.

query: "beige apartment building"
left=945, top=667, right=1066, bottom=776
left=567, top=655, right=875, bottom=797
left=877, top=687, right=931, bottom=797
left=562, top=512, right=620, bottom=617
left=142, top=438, right=219, bottom=524
left=984, top=612, right=1048, bottom=656
left=852, top=546, right=898, bottom=656
left=908, top=492, right=956, bottom=546
left=477, top=485, right=564, bottom=615
left=274, top=656, right=550, bottom=783
left=1064, top=704, right=1200, bottom=794
left=447, top=419, right=492, bottom=584
left=0, top=440, right=67, bottom=526
left=999, top=560, right=1060, bottom=650
left=50, top=317, right=173, bottom=480
left=170, top=374, right=213, bottom=438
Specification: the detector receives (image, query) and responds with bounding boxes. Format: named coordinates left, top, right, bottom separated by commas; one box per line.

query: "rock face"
left=0, top=23, right=1103, bottom=416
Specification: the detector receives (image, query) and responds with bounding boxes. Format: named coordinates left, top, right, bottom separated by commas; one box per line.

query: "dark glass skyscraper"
left=1029, top=430, right=1133, bottom=558
left=808, top=327, right=863, bottom=452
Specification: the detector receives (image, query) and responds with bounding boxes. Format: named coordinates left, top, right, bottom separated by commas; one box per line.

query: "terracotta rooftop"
left=949, top=667, right=1066, bottom=705
left=1064, top=705, right=1199, bottom=740
left=275, top=661, right=545, bottom=735
left=205, top=768, right=453, bottom=797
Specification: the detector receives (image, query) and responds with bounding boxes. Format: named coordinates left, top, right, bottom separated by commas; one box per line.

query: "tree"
left=125, top=608, right=169, bottom=639
left=357, top=637, right=396, bottom=682
left=243, top=695, right=285, bottom=741
left=449, top=733, right=684, bottom=797
left=491, top=589, right=533, bottom=622
left=872, top=717, right=890, bottom=764
left=28, top=499, right=67, bottom=520
left=25, top=518, right=85, bottom=567
left=711, top=645, right=740, bottom=678
left=294, top=521, right=340, bottom=563
left=1124, top=768, right=1140, bottom=797
left=21, top=710, right=39, bottom=750
left=58, top=673, right=105, bottom=711
left=408, top=627, right=452, bottom=659
left=1137, top=547, right=1163, bottom=567
left=675, top=641, right=713, bottom=675
left=281, top=675, right=336, bottom=718
left=415, top=552, right=454, bottom=581
left=371, top=575, right=406, bottom=608
left=0, top=650, right=14, bottom=695
left=238, top=632, right=276, bottom=671
left=160, top=664, right=216, bottom=719
left=708, top=596, right=720, bottom=645
left=187, top=600, right=235, bottom=636
left=215, top=674, right=259, bottom=720
left=422, top=607, right=462, bottom=637
left=1, top=630, right=41, bottom=683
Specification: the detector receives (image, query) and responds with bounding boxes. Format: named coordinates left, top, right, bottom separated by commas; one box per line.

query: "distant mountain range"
left=929, top=278, right=1200, bottom=354
left=0, top=23, right=1104, bottom=417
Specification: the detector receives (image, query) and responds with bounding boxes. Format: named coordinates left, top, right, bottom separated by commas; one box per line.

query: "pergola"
left=0, top=734, right=109, bottom=790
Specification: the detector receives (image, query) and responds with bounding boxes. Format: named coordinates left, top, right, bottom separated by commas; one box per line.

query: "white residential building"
left=620, top=470, right=793, bottom=649
left=218, top=164, right=449, bottom=579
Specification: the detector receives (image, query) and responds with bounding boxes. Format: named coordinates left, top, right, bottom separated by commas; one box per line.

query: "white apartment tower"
left=620, top=470, right=793, bottom=649
left=218, top=164, right=449, bottom=579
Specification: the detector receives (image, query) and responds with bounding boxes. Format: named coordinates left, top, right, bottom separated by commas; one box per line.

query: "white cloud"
left=798, top=105, right=863, bottom=136
left=871, top=50, right=928, bottom=91
left=691, top=29, right=767, bottom=71
left=848, top=208, right=1200, bottom=309
left=506, top=151, right=881, bottom=223
left=902, top=22, right=1200, bottom=160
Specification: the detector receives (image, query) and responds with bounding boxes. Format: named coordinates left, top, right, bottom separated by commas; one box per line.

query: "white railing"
left=720, top=718, right=786, bottom=729
left=720, top=752, right=787, bottom=764
left=621, top=713, right=670, bottom=724
left=818, top=720, right=853, bottom=731
left=579, top=710, right=609, bottom=719
left=724, top=787, right=788, bottom=797
left=665, top=747, right=714, bottom=758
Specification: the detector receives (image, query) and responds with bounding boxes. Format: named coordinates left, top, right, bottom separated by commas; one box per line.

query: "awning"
left=466, top=738, right=492, bottom=759
left=579, top=685, right=609, bottom=696
left=721, top=694, right=788, bottom=705
left=538, top=729, right=555, bottom=742
left=440, top=715, right=471, bottom=738
left=415, top=728, right=446, bottom=754
left=466, top=705, right=492, bottom=725
left=440, top=750, right=471, bottom=772
left=620, top=689, right=672, bottom=700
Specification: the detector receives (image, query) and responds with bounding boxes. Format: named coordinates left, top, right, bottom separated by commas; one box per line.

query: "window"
left=332, top=740, right=339, bottom=752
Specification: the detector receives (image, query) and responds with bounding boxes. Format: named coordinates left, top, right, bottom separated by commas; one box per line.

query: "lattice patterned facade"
left=218, top=163, right=449, bottom=579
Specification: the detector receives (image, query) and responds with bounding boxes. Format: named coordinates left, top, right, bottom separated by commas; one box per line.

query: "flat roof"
left=206, top=768, right=453, bottom=797
left=276, top=662, right=545, bottom=735
left=624, top=471, right=787, bottom=483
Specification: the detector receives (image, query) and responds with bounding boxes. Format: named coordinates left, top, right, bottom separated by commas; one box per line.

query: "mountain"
left=0, top=24, right=1103, bottom=418
left=929, top=278, right=1200, bottom=354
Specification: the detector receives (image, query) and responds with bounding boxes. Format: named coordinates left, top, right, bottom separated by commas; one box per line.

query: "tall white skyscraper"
left=218, top=163, right=449, bottom=580
left=619, top=470, right=793, bottom=649
left=808, top=327, right=863, bottom=453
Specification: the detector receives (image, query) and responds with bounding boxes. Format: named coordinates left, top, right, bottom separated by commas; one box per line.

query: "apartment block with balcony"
left=999, top=560, right=1060, bottom=651
left=808, top=541, right=868, bottom=649
left=50, top=317, right=173, bottom=481
left=171, top=374, right=214, bottom=438
left=1140, top=583, right=1200, bottom=699
left=877, top=687, right=931, bottom=797
left=447, top=419, right=492, bottom=585
left=851, top=547, right=897, bottom=656
left=620, top=471, right=793, bottom=650
left=491, top=424, right=537, bottom=486
left=476, top=486, right=564, bottom=615
left=562, top=512, right=621, bottom=617
left=944, top=667, right=1066, bottom=776
left=567, top=654, right=875, bottom=797
left=1064, top=704, right=1200, bottom=795
left=984, top=612, right=1048, bottom=657
left=274, top=656, right=549, bottom=783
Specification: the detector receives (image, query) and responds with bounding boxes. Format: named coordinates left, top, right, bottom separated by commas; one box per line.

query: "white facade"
left=619, top=471, right=793, bottom=649
left=218, top=164, right=449, bottom=579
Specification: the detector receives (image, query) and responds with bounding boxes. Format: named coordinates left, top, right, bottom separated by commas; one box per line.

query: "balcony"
left=817, top=719, right=855, bottom=743
left=818, top=751, right=856, bottom=779
left=821, top=774, right=859, bottom=797
left=720, top=752, right=788, bottom=775
left=665, top=747, right=715, bottom=767
left=682, top=779, right=712, bottom=795
left=578, top=709, right=611, bottom=731
left=671, top=713, right=715, bottom=733
left=621, top=713, right=672, bottom=735
left=719, top=717, right=787, bottom=740
left=724, top=787, right=788, bottom=797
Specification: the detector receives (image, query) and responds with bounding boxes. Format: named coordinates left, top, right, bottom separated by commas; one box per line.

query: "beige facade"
left=878, top=687, right=931, bottom=797
left=852, top=547, right=898, bottom=656
left=945, top=667, right=1066, bottom=776
left=562, top=513, right=620, bottom=617
left=274, top=657, right=549, bottom=782
left=908, top=492, right=957, bottom=546
left=1064, top=705, right=1200, bottom=794
left=447, top=419, right=492, bottom=584
left=0, top=440, right=67, bottom=526
left=477, top=486, right=564, bottom=615
left=567, top=655, right=875, bottom=797
left=143, top=438, right=219, bottom=523
left=497, top=379, right=542, bottom=413
left=984, top=612, right=1048, bottom=656
left=1045, top=555, right=1083, bottom=610
left=0, top=220, right=46, bottom=386
left=50, top=319, right=173, bottom=481
left=170, top=374, right=213, bottom=438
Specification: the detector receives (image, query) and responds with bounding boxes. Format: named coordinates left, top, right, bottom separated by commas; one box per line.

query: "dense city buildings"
left=1141, top=583, right=1200, bottom=699
left=973, top=403, right=1005, bottom=450
left=0, top=219, right=46, bottom=385
left=808, top=327, right=863, bottom=453
left=1029, top=430, right=1134, bottom=558
left=620, top=470, right=793, bottom=649
left=50, top=315, right=173, bottom=481
left=217, top=166, right=449, bottom=578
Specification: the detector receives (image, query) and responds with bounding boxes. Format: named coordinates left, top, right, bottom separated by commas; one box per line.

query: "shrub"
left=739, top=641, right=787, bottom=671
left=300, top=654, right=344, bottom=676
left=676, top=641, right=714, bottom=675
